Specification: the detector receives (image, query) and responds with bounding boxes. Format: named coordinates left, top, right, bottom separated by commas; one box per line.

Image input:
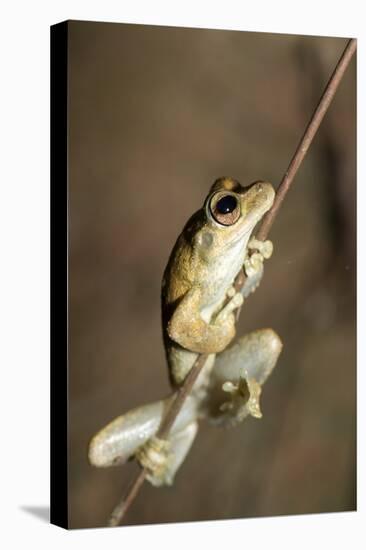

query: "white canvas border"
left=0, top=1, right=363, bottom=548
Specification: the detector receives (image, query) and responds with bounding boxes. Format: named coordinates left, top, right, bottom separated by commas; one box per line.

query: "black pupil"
left=216, top=195, right=237, bottom=214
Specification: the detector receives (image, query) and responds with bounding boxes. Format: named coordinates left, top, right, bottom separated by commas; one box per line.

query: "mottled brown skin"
left=161, top=177, right=275, bottom=387
left=161, top=208, right=238, bottom=353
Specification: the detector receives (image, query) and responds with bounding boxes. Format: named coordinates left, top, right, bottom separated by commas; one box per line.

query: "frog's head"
left=203, top=177, right=275, bottom=250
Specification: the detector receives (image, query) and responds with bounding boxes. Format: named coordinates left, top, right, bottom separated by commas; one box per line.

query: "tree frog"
left=89, top=177, right=282, bottom=487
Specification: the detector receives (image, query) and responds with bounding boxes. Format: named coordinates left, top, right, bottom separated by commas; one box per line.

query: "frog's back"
left=161, top=210, right=202, bottom=320
left=161, top=211, right=203, bottom=386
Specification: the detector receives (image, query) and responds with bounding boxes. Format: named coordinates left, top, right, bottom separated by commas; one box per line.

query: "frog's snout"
left=251, top=180, right=275, bottom=202
left=241, top=180, right=275, bottom=218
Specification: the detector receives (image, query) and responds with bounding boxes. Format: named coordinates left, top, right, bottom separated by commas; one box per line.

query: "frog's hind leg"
left=213, top=328, right=282, bottom=385
left=205, top=328, right=282, bottom=426
left=88, top=394, right=198, bottom=470
left=168, top=421, right=198, bottom=484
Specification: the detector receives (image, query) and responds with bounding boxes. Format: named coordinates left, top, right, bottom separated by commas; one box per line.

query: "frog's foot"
left=226, top=285, right=236, bottom=299
left=136, top=422, right=198, bottom=487
left=220, top=371, right=262, bottom=422
left=241, top=238, right=273, bottom=296
left=203, top=329, right=282, bottom=427
left=244, top=238, right=273, bottom=279
left=248, top=237, right=273, bottom=259
left=136, top=436, right=173, bottom=486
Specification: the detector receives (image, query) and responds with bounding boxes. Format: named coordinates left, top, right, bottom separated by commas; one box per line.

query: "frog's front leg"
left=203, top=328, right=282, bottom=426
left=167, top=287, right=243, bottom=355
left=241, top=237, right=273, bottom=298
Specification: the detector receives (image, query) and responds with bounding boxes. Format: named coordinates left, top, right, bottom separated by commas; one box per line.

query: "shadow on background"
left=20, top=506, right=50, bottom=523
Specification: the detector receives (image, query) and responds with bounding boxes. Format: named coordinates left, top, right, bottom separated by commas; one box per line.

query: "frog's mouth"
left=219, top=224, right=254, bottom=252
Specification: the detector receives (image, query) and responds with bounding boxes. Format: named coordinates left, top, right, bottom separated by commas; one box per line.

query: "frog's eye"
left=210, top=193, right=240, bottom=226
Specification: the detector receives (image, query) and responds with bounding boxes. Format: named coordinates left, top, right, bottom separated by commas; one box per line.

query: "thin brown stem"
left=108, top=37, right=356, bottom=527
left=108, top=469, right=146, bottom=527
left=256, top=38, right=356, bottom=241
left=157, top=354, right=209, bottom=439
left=108, top=354, right=210, bottom=525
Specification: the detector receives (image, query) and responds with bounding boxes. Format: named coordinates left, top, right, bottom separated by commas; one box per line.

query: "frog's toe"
left=248, top=237, right=274, bottom=259
left=137, top=422, right=198, bottom=487
left=136, top=436, right=173, bottom=486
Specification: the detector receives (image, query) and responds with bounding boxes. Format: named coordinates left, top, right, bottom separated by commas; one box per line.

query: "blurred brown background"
left=67, top=21, right=356, bottom=529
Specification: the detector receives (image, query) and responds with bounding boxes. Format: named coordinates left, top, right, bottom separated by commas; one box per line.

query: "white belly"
left=200, top=236, right=248, bottom=323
